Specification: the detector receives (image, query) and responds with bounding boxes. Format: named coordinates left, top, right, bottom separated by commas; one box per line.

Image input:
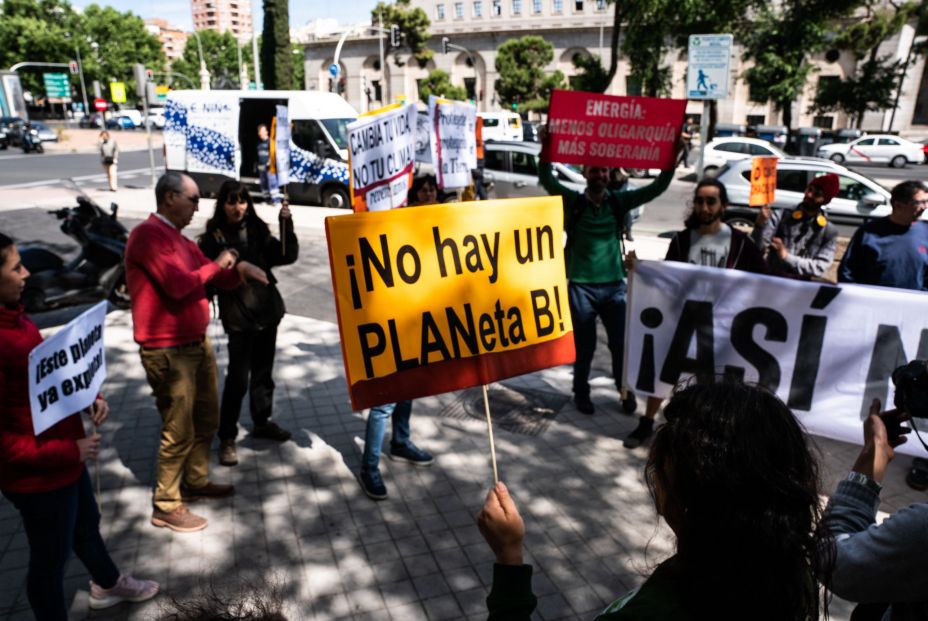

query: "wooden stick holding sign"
left=482, top=385, right=499, bottom=485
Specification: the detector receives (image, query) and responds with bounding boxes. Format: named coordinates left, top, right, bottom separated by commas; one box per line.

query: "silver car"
left=482, top=141, right=645, bottom=220
left=715, top=157, right=899, bottom=227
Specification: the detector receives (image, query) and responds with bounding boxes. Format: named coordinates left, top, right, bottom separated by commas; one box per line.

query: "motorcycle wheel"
left=36, top=143, right=44, bottom=154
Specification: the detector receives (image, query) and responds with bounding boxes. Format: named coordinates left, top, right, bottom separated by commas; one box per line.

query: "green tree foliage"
left=292, top=43, right=305, bottom=89
left=417, top=69, right=466, bottom=100
left=0, top=0, right=163, bottom=105
left=742, top=0, right=863, bottom=130
left=372, top=0, right=432, bottom=67
left=621, top=0, right=674, bottom=97
left=570, top=54, right=610, bottom=93
left=172, top=30, right=252, bottom=90
left=494, top=35, right=565, bottom=113
left=810, top=1, right=918, bottom=127
left=260, top=0, right=292, bottom=90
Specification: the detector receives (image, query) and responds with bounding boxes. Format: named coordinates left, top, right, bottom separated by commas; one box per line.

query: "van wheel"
left=830, top=153, right=845, bottom=164
left=322, top=186, right=349, bottom=209
left=891, top=155, right=907, bottom=168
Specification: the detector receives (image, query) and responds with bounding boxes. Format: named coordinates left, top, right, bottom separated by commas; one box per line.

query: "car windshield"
left=320, top=118, right=351, bottom=150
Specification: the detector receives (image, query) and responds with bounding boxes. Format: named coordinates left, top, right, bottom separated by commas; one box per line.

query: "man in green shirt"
left=539, top=158, right=675, bottom=416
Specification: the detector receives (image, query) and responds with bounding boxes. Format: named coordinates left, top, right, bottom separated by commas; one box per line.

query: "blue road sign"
left=329, top=63, right=340, bottom=78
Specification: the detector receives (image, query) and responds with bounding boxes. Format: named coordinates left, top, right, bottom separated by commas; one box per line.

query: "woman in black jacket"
left=199, top=181, right=298, bottom=466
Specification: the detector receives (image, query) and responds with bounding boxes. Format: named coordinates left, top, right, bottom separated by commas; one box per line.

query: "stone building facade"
left=298, top=0, right=927, bottom=133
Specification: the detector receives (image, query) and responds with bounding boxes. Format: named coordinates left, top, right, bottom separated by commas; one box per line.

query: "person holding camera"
left=820, top=393, right=928, bottom=621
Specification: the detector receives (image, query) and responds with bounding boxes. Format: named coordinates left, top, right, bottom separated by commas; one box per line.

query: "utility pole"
left=379, top=7, right=387, bottom=103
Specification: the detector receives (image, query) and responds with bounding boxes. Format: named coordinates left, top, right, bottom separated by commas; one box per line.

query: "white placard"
left=184, top=98, right=241, bottom=175
left=275, top=104, right=290, bottom=187
left=428, top=95, right=477, bottom=190
left=28, top=302, right=107, bottom=436
left=348, top=103, right=417, bottom=210
left=687, top=34, right=733, bottom=100
left=626, top=261, right=928, bottom=457
left=415, top=112, right=432, bottom=164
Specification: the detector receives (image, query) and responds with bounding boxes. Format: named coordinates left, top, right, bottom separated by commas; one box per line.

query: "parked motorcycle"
left=20, top=124, right=44, bottom=154
left=19, top=187, right=129, bottom=312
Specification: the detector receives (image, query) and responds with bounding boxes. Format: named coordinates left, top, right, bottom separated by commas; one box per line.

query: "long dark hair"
left=0, top=232, right=13, bottom=266
left=684, top=178, right=730, bottom=230
left=205, top=181, right=269, bottom=238
left=646, top=380, right=828, bottom=621
left=408, top=174, right=438, bottom=206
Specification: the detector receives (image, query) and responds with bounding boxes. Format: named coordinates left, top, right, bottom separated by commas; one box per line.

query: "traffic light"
left=145, top=69, right=153, bottom=81
left=442, top=37, right=450, bottom=54
left=69, top=60, right=78, bottom=75
left=390, top=24, right=401, bottom=47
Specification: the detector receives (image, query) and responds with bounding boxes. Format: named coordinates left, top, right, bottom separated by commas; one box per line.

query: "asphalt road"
left=0, top=149, right=164, bottom=190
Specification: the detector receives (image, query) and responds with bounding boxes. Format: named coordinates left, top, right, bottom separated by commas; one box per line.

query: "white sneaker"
left=89, top=573, right=160, bottom=609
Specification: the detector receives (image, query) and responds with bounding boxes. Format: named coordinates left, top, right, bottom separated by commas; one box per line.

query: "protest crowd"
left=2, top=88, right=928, bottom=621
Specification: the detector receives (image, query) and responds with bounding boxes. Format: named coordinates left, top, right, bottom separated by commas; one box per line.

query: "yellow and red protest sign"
left=326, top=197, right=575, bottom=410
left=348, top=102, right=417, bottom=213
left=749, top=156, right=778, bottom=206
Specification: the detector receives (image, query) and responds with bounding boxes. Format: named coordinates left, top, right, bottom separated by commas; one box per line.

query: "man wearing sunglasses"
left=125, top=172, right=269, bottom=533
left=751, top=173, right=840, bottom=280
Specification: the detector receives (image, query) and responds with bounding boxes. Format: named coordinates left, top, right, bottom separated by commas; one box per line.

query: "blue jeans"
left=3, top=469, right=119, bottom=620
left=361, top=400, right=412, bottom=473
left=568, top=281, right=627, bottom=397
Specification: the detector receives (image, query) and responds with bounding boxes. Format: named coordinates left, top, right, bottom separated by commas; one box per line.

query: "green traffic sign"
left=43, top=73, right=70, bottom=98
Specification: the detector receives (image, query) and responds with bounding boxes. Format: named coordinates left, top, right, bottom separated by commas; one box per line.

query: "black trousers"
left=218, top=327, right=278, bottom=441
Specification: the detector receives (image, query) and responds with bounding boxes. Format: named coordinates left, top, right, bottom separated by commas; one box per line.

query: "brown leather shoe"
left=151, top=505, right=208, bottom=532
left=219, top=440, right=238, bottom=466
left=181, top=481, right=235, bottom=501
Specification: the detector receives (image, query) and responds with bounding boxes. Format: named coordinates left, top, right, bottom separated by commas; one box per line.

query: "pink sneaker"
left=89, top=573, right=160, bottom=609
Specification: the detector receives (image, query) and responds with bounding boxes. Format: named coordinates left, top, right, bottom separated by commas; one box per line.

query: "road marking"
left=0, top=168, right=152, bottom=189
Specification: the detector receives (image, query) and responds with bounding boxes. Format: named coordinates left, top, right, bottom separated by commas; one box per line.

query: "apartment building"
left=190, top=0, right=253, bottom=40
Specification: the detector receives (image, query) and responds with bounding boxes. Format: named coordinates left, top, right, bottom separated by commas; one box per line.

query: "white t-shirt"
left=688, top=223, right=732, bottom=267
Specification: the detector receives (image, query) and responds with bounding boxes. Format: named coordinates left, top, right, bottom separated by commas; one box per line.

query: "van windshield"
left=321, top=118, right=352, bottom=149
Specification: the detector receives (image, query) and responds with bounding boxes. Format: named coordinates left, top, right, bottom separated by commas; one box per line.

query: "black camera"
left=892, top=360, right=928, bottom=420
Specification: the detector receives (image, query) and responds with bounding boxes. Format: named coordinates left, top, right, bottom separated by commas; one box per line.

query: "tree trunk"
left=602, top=1, right=623, bottom=93
left=261, top=0, right=293, bottom=90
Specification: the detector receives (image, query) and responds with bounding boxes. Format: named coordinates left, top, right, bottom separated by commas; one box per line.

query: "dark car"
left=79, top=113, right=104, bottom=129
left=0, top=127, right=8, bottom=150
left=0, top=116, right=25, bottom=146
left=522, top=121, right=539, bottom=142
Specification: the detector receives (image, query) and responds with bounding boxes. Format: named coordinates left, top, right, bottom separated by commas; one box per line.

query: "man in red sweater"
left=126, top=172, right=267, bottom=532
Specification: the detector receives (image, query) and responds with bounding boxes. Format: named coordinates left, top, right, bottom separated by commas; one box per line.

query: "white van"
left=165, top=90, right=358, bottom=208
left=478, top=111, right=523, bottom=142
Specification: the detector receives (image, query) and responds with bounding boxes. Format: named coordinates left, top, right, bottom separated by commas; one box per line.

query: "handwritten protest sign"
left=28, top=301, right=107, bottom=435
left=326, top=197, right=575, bottom=410
left=428, top=95, right=477, bottom=190
left=273, top=104, right=290, bottom=188
left=626, top=261, right=928, bottom=457
left=749, top=156, right=777, bottom=206
left=348, top=102, right=417, bottom=212
left=546, top=90, right=686, bottom=170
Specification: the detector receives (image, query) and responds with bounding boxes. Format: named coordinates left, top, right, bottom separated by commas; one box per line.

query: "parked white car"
left=817, top=134, right=924, bottom=168
left=701, top=137, right=787, bottom=177
left=715, top=157, right=900, bottom=227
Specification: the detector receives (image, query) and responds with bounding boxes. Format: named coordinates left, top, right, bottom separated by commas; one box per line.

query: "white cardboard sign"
left=626, top=261, right=928, bottom=457
left=28, top=301, right=107, bottom=436
left=348, top=103, right=417, bottom=212
left=428, top=95, right=477, bottom=190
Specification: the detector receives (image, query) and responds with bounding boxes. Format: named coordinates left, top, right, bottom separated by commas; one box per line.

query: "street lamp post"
left=191, top=30, right=211, bottom=90
left=64, top=32, right=90, bottom=118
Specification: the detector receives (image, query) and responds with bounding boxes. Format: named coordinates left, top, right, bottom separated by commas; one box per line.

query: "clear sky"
left=70, top=0, right=379, bottom=32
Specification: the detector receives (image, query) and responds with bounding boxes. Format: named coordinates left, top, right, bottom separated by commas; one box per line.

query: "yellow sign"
left=109, top=82, right=127, bottom=104
left=326, top=197, right=575, bottom=410
left=749, top=156, right=778, bottom=206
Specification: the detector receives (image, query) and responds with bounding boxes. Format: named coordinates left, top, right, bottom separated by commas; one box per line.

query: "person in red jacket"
left=125, top=172, right=267, bottom=533
left=0, top=232, right=159, bottom=619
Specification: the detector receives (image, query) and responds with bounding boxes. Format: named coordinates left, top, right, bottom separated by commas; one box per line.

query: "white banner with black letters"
left=28, top=301, right=107, bottom=435
left=626, top=261, right=928, bottom=456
